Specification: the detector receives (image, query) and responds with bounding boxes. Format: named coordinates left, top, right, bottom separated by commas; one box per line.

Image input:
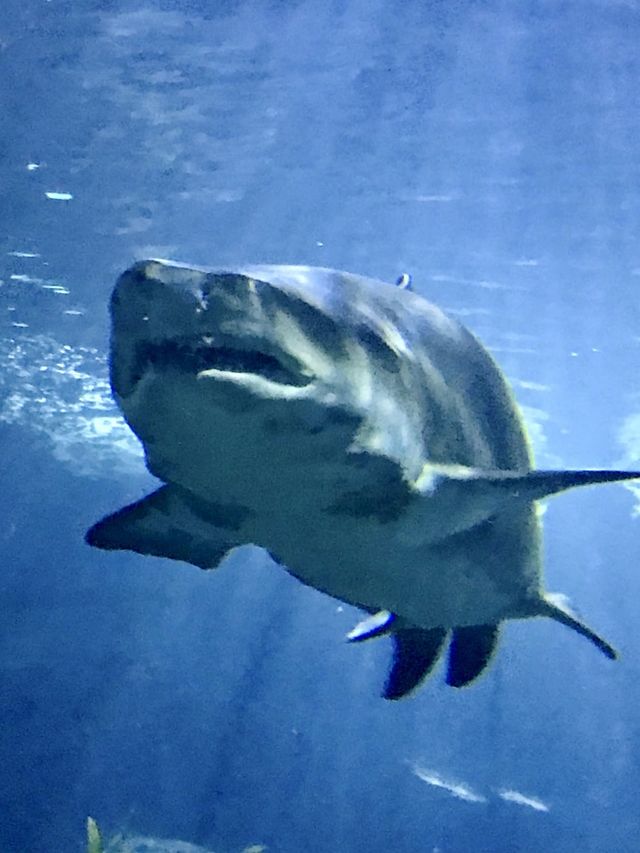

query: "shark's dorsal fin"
left=394, top=273, right=413, bottom=291
left=86, top=485, right=250, bottom=570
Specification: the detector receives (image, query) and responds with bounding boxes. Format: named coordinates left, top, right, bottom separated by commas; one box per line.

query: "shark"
left=86, top=259, right=639, bottom=698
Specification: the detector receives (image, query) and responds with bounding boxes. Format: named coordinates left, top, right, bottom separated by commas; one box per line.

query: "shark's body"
left=87, top=260, right=638, bottom=698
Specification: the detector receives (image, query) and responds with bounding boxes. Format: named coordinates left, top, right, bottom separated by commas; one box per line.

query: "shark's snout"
left=110, top=260, right=314, bottom=401
left=110, top=262, right=200, bottom=399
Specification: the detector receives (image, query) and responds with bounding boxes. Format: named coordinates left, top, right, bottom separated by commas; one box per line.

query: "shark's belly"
left=250, top=503, right=543, bottom=629
left=129, top=368, right=542, bottom=628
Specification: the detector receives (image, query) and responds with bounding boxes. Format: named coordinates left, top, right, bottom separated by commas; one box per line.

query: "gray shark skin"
left=87, top=260, right=639, bottom=698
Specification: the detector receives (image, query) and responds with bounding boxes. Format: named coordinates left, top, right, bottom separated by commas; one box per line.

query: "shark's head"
left=111, top=260, right=319, bottom=404
left=111, top=260, right=526, bottom=506
left=111, top=260, right=463, bottom=501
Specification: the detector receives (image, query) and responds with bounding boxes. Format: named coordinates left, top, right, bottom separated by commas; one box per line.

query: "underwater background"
left=1, top=1, right=640, bottom=851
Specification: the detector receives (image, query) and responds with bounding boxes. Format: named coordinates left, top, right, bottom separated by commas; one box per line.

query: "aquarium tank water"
left=1, top=1, right=639, bottom=851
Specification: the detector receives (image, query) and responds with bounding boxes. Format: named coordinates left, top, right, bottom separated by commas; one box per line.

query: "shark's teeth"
left=197, top=368, right=316, bottom=399
left=134, top=339, right=312, bottom=389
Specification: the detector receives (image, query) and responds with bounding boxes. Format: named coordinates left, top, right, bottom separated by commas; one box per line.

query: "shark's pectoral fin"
left=410, top=464, right=640, bottom=542
left=541, top=593, right=617, bottom=660
left=446, top=624, right=500, bottom=687
left=86, top=485, right=248, bottom=570
left=417, top=464, right=640, bottom=513
left=383, top=628, right=448, bottom=700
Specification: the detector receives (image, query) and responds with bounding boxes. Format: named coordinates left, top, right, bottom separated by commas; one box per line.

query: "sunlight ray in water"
left=0, top=333, right=144, bottom=478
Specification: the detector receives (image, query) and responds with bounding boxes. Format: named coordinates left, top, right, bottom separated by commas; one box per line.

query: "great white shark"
left=87, top=260, right=639, bottom=699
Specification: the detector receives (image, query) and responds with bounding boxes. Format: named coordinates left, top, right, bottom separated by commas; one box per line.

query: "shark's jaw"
left=110, top=261, right=317, bottom=404
left=108, top=260, right=377, bottom=506
left=131, top=336, right=313, bottom=397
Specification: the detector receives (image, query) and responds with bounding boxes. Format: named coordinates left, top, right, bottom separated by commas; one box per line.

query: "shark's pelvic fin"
left=346, top=610, right=396, bottom=642
left=446, top=624, right=500, bottom=688
left=383, top=628, right=448, bottom=700
left=350, top=615, right=500, bottom=694
left=541, top=593, right=617, bottom=660
left=86, top=485, right=247, bottom=569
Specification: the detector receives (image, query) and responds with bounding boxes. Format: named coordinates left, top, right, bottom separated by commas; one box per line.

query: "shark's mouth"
left=129, top=337, right=312, bottom=391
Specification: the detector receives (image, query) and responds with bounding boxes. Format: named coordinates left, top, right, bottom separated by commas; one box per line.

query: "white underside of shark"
left=87, top=260, right=639, bottom=698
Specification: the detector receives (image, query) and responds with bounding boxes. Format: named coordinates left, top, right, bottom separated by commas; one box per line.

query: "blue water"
left=1, top=1, right=639, bottom=851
